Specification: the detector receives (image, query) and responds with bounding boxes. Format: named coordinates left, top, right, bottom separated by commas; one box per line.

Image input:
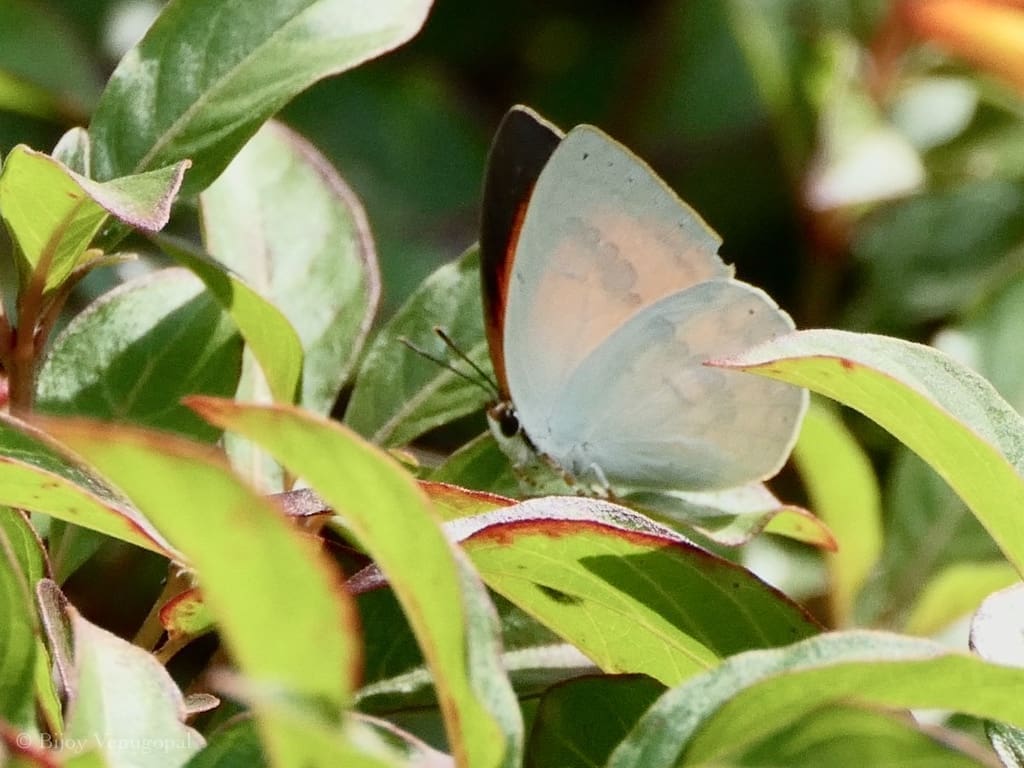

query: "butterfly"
left=478, top=106, right=807, bottom=495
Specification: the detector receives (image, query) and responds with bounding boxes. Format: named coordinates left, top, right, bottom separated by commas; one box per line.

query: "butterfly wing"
left=480, top=106, right=563, bottom=397
left=533, top=280, right=807, bottom=491
left=505, top=125, right=732, bottom=443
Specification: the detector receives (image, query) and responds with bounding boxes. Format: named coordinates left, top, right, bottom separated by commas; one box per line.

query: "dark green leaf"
left=738, top=705, right=995, bottom=767
left=345, top=246, right=490, bottom=446
left=850, top=180, right=1024, bottom=330
left=37, top=268, right=243, bottom=439
left=861, top=449, right=1002, bottom=628
left=525, top=675, right=664, bottom=768
left=459, top=497, right=821, bottom=685
left=88, top=0, right=434, bottom=195
left=155, top=235, right=304, bottom=406
left=185, top=718, right=266, bottom=768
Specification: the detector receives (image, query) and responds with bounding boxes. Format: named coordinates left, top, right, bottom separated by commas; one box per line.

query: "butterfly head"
left=486, top=400, right=545, bottom=482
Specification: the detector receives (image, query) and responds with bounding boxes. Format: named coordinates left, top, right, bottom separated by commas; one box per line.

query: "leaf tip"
left=182, top=394, right=232, bottom=424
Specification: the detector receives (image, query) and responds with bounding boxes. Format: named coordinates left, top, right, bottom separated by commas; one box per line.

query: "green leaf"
left=0, top=146, right=187, bottom=290
left=187, top=398, right=521, bottom=768
left=0, top=418, right=175, bottom=560
left=625, top=485, right=835, bottom=550
left=428, top=433, right=521, bottom=497
left=345, top=246, right=490, bottom=446
left=792, top=398, right=882, bottom=626
left=0, top=69, right=67, bottom=122
left=355, top=590, right=590, bottom=717
left=38, top=268, right=243, bottom=579
left=717, top=329, right=1024, bottom=576
left=282, top=69, right=487, bottom=313
left=607, top=630, right=1024, bottom=768
left=36, top=580, right=70, bottom=733
left=53, top=127, right=92, bottom=177
left=200, top=120, right=380, bottom=413
left=0, top=510, right=38, bottom=728
left=88, top=0, right=434, bottom=195
left=35, top=417, right=361, bottom=722
left=0, top=513, right=61, bottom=734
left=724, top=0, right=815, bottom=175
left=0, top=509, right=45, bottom=586
left=737, top=705, right=995, bottom=767
left=62, top=608, right=203, bottom=767
left=418, top=480, right=511, bottom=521
left=37, top=268, right=242, bottom=439
left=904, top=561, right=1018, bottom=636
left=352, top=589, right=426, bottom=702
left=525, top=675, right=665, bottom=768
left=155, top=236, right=304, bottom=406
left=457, top=497, right=820, bottom=685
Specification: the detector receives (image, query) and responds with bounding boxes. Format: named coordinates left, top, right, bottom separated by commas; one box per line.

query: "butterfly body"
left=481, top=107, right=807, bottom=495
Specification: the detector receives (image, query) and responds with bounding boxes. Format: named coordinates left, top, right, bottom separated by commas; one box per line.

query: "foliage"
left=1, top=0, right=1024, bottom=766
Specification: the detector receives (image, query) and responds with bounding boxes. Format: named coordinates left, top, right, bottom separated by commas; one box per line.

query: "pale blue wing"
left=526, top=280, right=807, bottom=491
left=504, top=125, right=730, bottom=437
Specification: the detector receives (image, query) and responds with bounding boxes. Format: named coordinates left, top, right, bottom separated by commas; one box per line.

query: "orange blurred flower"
left=900, top=0, right=1024, bottom=93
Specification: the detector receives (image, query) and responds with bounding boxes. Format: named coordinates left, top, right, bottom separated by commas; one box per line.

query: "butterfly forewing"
left=480, top=106, right=563, bottom=398
left=505, top=126, right=731, bottom=446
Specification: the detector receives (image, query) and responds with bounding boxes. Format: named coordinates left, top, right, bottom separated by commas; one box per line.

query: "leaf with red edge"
left=184, top=397, right=522, bottom=768
left=0, top=145, right=187, bottom=289
left=419, top=480, right=513, bottom=521
left=457, top=496, right=821, bottom=685
left=0, top=417, right=175, bottom=559
left=159, top=587, right=214, bottom=640
left=717, top=329, right=1024, bottom=577
left=32, top=415, right=361, bottom=748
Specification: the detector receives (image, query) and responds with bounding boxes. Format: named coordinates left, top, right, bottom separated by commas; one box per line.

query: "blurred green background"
left=0, top=0, right=904, bottom=318
left=7, top=0, right=1023, bottom=332
left=4, top=0, right=1024, bottom=630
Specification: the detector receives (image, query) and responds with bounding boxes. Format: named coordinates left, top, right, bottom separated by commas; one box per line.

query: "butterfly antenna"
left=398, top=334, right=498, bottom=398
left=433, top=326, right=502, bottom=399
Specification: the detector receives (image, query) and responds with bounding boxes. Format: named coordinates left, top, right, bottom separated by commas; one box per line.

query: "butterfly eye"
left=490, top=403, right=521, bottom=438
left=500, top=411, right=521, bottom=438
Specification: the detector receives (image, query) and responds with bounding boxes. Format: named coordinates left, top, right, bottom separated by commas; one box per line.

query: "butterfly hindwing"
left=538, top=280, right=807, bottom=490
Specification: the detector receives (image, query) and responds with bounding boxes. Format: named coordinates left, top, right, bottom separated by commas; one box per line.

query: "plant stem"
left=134, top=565, right=193, bottom=652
